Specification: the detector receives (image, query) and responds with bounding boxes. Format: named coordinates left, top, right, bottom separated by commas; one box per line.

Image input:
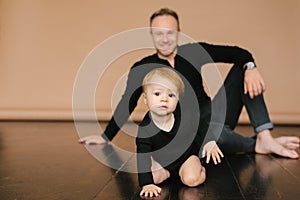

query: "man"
left=79, top=8, right=299, bottom=159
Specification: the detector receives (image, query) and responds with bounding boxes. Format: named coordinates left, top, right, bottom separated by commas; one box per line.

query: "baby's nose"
left=162, top=95, right=170, bottom=102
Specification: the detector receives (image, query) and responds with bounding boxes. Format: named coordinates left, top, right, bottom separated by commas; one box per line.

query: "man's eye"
left=154, top=92, right=160, bottom=96
left=168, top=31, right=176, bottom=35
left=154, top=32, right=163, bottom=36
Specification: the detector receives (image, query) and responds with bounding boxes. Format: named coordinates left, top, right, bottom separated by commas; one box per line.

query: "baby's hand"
left=202, top=141, right=224, bottom=164
left=140, top=184, right=162, bottom=197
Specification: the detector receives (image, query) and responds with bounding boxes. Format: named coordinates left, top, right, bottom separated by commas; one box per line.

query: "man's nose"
left=162, top=34, right=169, bottom=42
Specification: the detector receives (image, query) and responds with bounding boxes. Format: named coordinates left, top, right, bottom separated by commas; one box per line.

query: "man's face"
left=150, top=15, right=179, bottom=59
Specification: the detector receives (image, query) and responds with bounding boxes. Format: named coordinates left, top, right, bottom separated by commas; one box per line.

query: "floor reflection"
left=132, top=178, right=206, bottom=200
left=84, top=143, right=137, bottom=199
left=131, top=153, right=299, bottom=200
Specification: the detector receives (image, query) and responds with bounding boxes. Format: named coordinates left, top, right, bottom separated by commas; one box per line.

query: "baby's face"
left=143, top=77, right=179, bottom=117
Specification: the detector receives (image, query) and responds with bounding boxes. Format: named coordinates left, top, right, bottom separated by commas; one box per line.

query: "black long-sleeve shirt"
left=136, top=112, right=199, bottom=187
left=103, top=42, right=254, bottom=141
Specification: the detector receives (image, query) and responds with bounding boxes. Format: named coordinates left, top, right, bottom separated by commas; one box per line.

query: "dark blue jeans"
left=213, top=65, right=274, bottom=154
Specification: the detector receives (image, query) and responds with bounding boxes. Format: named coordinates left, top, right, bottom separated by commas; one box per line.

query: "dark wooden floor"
left=0, top=121, right=299, bottom=200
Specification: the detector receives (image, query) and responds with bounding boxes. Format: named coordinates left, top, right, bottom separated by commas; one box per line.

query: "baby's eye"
left=169, top=93, right=176, bottom=98
left=154, top=92, right=160, bottom=96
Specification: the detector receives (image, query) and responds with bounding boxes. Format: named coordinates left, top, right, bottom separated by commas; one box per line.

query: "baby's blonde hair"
left=142, top=67, right=184, bottom=96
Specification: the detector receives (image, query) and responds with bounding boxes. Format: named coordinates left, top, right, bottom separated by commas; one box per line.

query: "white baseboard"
left=0, top=109, right=299, bottom=124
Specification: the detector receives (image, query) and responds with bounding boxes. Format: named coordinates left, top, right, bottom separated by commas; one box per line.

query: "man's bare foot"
left=275, top=136, right=300, bottom=150
left=78, top=135, right=106, bottom=144
left=255, top=130, right=299, bottom=159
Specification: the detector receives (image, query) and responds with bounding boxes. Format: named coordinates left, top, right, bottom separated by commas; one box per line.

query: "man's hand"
left=244, top=68, right=266, bottom=99
left=78, top=135, right=106, bottom=145
left=140, top=184, right=162, bottom=197
left=202, top=141, right=224, bottom=164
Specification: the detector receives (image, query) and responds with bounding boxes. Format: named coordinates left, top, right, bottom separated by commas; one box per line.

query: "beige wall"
left=0, top=0, right=299, bottom=124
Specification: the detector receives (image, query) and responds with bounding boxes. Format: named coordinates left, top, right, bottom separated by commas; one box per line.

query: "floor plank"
left=228, top=154, right=280, bottom=200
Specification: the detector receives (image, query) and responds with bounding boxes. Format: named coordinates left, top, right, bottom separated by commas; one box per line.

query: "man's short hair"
left=150, top=8, right=180, bottom=30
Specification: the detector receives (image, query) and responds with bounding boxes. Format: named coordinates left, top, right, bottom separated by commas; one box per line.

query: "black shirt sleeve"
left=136, top=117, right=155, bottom=187
left=103, top=62, right=144, bottom=140
left=199, top=42, right=255, bottom=66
